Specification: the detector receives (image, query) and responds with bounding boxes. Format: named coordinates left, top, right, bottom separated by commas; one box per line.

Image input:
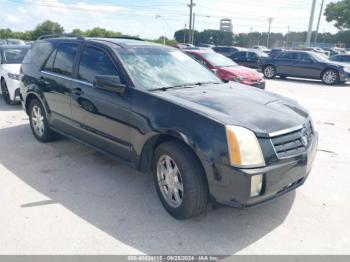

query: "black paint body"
left=20, top=38, right=318, bottom=206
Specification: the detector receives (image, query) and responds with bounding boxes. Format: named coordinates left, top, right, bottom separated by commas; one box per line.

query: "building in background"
left=220, top=18, right=233, bottom=32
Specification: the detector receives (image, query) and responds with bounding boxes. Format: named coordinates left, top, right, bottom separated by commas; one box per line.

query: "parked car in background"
left=212, top=46, right=244, bottom=57
left=0, top=45, right=30, bottom=104
left=20, top=36, right=317, bottom=219
left=252, top=45, right=270, bottom=54
left=0, top=39, right=26, bottom=46
left=230, top=49, right=269, bottom=69
left=197, top=43, right=215, bottom=48
left=185, top=49, right=265, bottom=89
left=173, top=43, right=196, bottom=49
left=329, top=54, right=350, bottom=64
left=262, top=50, right=350, bottom=85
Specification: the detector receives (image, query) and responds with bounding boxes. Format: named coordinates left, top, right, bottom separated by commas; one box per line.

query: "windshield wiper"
left=149, top=81, right=222, bottom=92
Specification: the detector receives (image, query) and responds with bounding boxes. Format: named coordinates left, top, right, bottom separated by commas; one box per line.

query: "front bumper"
left=203, top=132, right=318, bottom=208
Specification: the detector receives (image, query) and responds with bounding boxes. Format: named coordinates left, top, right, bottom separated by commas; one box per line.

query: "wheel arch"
left=24, top=92, right=49, bottom=116
left=320, top=67, right=339, bottom=79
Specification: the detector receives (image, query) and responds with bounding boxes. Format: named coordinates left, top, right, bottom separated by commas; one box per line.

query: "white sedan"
left=0, top=45, right=30, bottom=104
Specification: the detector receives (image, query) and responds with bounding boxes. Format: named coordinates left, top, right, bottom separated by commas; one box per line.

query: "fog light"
left=250, top=174, right=263, bottom=197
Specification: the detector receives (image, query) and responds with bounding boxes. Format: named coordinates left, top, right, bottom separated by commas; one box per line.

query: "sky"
left=0, top=0, right=340, bottom=39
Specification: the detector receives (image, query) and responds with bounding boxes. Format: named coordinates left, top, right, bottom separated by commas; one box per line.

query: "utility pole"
left=249, top=26, right=253, bottom=48
left=314, top=0, right=325, bottom=44
left=286, top=26, right=290, bottom=48
left=267, top=18, right=273, bottom=48
left=306, top=0, right=317, bottom=47
left=187, top=0, right=195, bottom=44
left=191, top=13, right=196, bottom=44
left=183, top=23, right=187, bottom=43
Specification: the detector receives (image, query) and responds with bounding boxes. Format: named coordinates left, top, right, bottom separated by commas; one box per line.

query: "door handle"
left=72, top=87, right=83, bottom=96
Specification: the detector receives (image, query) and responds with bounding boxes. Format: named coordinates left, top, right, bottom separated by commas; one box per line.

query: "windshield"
left=201, top=52, right=237, bottom=67
left=2, top=48, right=29, bottom=64
left=117, top=48, right=221, bottom=90
left=310, top=52, right=330, bottom=63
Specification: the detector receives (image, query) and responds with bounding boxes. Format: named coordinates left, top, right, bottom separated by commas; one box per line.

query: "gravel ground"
left=0, top=78, right=349, bottom=255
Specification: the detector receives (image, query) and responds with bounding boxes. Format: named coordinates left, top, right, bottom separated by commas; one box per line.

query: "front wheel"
left=321, top=69, right=339, bottom=85
left=28, top=99, right=57, bottom=142
left=153, top=141, right=208, bottom=219
left=263, top=65, right=276, bottom=79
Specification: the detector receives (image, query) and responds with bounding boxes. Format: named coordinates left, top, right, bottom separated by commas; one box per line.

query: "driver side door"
left=70, top=44, right=132, bottom=161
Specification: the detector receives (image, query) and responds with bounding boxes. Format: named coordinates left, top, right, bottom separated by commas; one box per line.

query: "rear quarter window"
left=22, top=41, right=53, bottom=68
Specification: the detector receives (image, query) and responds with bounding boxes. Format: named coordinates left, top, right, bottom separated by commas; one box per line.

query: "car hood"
left=1, top=64, right=21, bottom=74
left=218, top=66, right=263, bottom=80
left=156, top=83, right=309, bottom=136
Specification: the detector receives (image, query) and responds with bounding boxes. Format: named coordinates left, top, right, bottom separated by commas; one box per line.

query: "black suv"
left=20, top=37, right=318, bottom=219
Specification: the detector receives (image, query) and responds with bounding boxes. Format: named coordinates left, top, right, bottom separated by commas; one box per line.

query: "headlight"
left=7, top=73, right=21, bottom=81
left=225, top=125, right=265, bottom=167
left=233, top=76, right=246, bottom=82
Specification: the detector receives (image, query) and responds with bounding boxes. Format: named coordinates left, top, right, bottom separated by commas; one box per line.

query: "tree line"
left=1, top=19, right=350, bottom=48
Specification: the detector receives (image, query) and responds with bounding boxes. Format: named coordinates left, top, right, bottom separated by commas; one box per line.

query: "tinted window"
left=232, top=52, right=246, bottom=59
left=23, top=41, right=53, bottom=67
left=78, top=47, right=119, bottom=83
left=52, top=43, right=78, bottom=76
left=188, top=53, right=209, bottom=67
left=276, top=52, right=295, bottom=60
left=343, top=56, right=350, bottom=62
left=295, top=53, right=313, bottom=62
left=43, top=49, right=56, bottom=72
left=247, top=52, right=258, bottom=59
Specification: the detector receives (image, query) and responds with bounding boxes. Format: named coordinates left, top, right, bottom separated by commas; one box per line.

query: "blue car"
left=262, top=50, right=350, bottom=85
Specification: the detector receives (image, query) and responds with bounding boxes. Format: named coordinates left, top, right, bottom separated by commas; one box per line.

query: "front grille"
left=271, top=120, right=313, bottom=158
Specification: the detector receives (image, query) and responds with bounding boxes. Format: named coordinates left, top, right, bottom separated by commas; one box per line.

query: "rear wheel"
left=263, top=65, right=276, bottom=79
left=153, top=141, right=208, bottom=219
left=321, top=69, right=339, bottom=85
left=1, top=79, right=11, bottom=104
left=28, top=99, right=57, bottom=142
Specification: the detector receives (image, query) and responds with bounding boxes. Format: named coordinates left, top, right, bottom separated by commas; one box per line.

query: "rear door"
left=274, top=52, right=296, bottom=75
left=231, top=51, right=247, bottom=66
left=70, top=44, right=132, bottom=160
left=40, top=42, right=79, bottom=129
left=246, top=52, right=259, bottom=68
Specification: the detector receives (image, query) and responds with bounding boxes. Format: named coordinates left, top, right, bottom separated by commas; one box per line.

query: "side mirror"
left=93, top=75, right=126, bottom=95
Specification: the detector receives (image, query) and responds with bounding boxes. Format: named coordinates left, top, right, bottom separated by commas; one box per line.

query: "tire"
left=1, top=79, right=11, bottom=104
left=263, top=65, right=276, bottom=79
left=28, top=98, right=57, bottom=142
left=153, top=141, right=208, bottom=219
left=321, top=69, right=339, bottom=85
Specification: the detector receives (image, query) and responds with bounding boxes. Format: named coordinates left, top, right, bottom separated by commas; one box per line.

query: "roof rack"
left=99, top=36, right=144, bottom=41
left=37, top=34, right=85, bottom=40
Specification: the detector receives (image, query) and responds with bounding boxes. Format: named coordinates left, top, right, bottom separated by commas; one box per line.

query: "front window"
left=117, top=48, right=220, bottom=90
left=1, top=48, right=29, bottom=64
left=201, top=52, right=237, bottom=67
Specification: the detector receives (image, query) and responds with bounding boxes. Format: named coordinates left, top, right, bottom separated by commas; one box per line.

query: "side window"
left=23, top=41, right=53, bottom=67
left=188, top=53, right=208, bottom=68
left=248, top=52, right=258, bottom=59
left=78, top=46, right=119, bottom=83
left=43, top=49, right=56, bottom=72
left=52, top=43, right=78, bottom=76
left=344, top=56, right=350, bottom=62
left=276, top=52, right=294, bottom=60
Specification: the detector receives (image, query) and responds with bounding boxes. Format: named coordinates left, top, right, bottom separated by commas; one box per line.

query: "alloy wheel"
left=264, top=66, right=275, bottom=78
left=323, top=70, right=337, bottom=85
left=31, top=105, right=45, bottom=137
left=156, top=155, right=184, bottom=208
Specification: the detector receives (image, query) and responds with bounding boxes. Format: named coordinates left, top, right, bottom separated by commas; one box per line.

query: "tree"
left=32, top=20, right=64, bottom=40
left=325, top=0, right=350, bottom=29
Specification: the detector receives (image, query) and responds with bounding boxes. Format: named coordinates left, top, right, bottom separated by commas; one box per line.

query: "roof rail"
left=101, top=36, right=144, bottom=41
left=37, top=34, right=85, bottom=40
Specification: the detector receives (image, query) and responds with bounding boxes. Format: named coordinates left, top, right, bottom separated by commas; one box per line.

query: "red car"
left=184, top=49, right=265, bottom=89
